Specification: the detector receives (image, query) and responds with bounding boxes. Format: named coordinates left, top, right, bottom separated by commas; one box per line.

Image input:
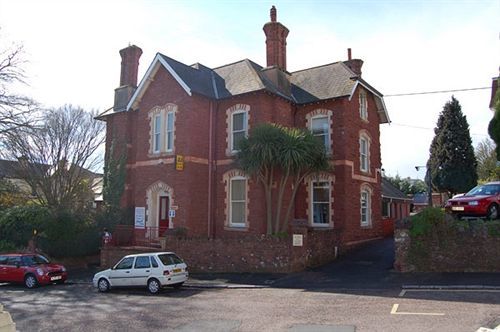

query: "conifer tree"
left=427, top=96, right=477, bottom=196
left=488, top=90, right=500, bottom=160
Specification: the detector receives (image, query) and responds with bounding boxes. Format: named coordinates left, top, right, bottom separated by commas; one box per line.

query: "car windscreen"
left=465, top=184, right=500, bottom=196
left=157, top=253, right=184, bottom=266
left=21, top=255, right=50, bottom=266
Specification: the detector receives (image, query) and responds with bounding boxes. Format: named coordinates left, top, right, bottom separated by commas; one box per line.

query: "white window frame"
left=361, top=189, right=371, bottom=227
left=229, top=176, right=247, bottom=227
left=153, top=114, right=161, bottom=153
left=359, top=91, right=368, bottom=120
left=310, top=180, right=331, bottom=227
left=231, top=111, right=248, bottom=153
left=165, top=111, right=175, bottom=152
left=310, top=115, right=331, bottom=153
left=360, top=136, right=369, bottom=172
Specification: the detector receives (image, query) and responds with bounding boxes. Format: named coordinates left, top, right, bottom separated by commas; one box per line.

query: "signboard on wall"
left=176, top=155, right=184, bottom=171
left=134, top=207, right=145, bottom=229
left=292, top=234, right=303, bottom=247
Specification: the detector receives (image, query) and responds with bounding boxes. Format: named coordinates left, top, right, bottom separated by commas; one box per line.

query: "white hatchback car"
left=92, top=252, right=188, bottom=294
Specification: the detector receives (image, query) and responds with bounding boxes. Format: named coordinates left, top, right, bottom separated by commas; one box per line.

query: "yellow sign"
left=175, top=155, right=184, bottom=171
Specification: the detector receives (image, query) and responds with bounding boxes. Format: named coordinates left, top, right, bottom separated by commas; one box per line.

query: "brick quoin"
left=99, top=6, right=389, bottom=272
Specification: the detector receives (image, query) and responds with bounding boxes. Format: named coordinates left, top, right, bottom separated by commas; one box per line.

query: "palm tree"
left=237, top=124, right=330, bottom=234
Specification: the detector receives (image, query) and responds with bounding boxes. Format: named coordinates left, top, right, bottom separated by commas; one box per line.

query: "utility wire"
left=385, top=86, right=490, bottom=97
left=390, top=122, right=488, bottom=137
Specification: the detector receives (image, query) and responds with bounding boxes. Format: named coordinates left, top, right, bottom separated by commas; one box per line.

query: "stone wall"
left=394, top=218, right=500, bottom=272
left=101, top=225, right=346, bottom=273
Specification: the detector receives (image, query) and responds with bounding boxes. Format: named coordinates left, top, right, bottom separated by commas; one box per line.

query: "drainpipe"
left=207, top=100, right=216, bottom=239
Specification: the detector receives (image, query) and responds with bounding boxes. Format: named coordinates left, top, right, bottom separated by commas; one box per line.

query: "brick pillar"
left=119, top=45, right=143, bottom=87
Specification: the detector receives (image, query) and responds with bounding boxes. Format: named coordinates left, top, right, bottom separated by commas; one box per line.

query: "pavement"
left=68, top=238, right=500, bottom=290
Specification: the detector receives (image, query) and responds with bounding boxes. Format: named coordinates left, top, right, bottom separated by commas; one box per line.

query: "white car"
left=92, top=252, right=188, bottom=294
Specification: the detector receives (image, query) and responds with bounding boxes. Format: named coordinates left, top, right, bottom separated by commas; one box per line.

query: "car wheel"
left=487, top=204, right=498, bottom=220
left=24, top=274, right=38, bottom=289
left=97, top=278, right=110, bottom=293
left=147, top=278, right=161, bottom=294
left=56, top=280, right=66, bottom=285
left=172, top=282, right=184, bottom=289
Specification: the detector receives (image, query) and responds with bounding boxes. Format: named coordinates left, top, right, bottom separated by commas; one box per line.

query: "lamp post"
left=415, top=165, right=432, bottom=207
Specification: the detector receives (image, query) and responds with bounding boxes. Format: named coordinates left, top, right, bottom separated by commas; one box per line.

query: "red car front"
left=445, top=182, right=500, bottom=219
left=0, top=254, right=67, bottom=288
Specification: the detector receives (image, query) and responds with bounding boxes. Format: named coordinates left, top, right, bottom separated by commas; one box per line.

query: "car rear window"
left=157, top=253, right=184, bottom=266
left=0, top=256, right=7, bottom=265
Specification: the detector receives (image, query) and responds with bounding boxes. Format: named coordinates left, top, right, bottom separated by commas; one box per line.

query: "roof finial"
left=270, top=5, right=276, bottom=22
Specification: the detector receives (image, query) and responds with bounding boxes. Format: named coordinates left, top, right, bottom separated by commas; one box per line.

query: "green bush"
left=0, top=240, right=18, bottom=252
left=38, top=211, right=100, bottom=258
left=409, top=207, right=445, bottom=237
left=0, top=205, right=51, bottom=248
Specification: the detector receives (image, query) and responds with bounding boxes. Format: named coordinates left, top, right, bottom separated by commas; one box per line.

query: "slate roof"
left=0, top=159, right=100, bottom=180
left=152, top=53, right=376, bottom=104
left=381, top=177, right=411, bottom=201
left=119, top=52, right=389, bottom=123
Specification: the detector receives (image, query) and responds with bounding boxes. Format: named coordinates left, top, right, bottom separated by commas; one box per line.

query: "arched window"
left=226, top=104, right=250, bottom=155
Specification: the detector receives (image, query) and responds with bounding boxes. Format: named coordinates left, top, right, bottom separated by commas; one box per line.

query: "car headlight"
left=36, top=268, right=44, bottom=276
left=468, top=201, right=479, bottom=206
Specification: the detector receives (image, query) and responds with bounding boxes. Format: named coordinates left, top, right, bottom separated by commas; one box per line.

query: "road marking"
left=400, top=289, right=500, bottom=297
left=390, top=304, right=445, bottom=316
left=399, top=290, right=406, bottom=297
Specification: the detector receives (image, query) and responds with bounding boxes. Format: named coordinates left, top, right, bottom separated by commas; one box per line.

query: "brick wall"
left=394, top=220, right=500, bottom=272
left=101, top=224, right=343, bottom=273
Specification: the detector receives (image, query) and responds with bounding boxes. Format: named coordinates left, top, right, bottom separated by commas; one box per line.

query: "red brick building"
left=99, top=7, right=390, bottom=271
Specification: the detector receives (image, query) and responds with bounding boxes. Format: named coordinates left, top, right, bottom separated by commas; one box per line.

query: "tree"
left=0, top=42, right=37, bottom=136
left=384, top=174, right=427, bottom=195
left=475, top=138, right=498, bottom=182
left=0, top=178, right=28, bottom=210
left=237, top=124, right=330, bottom=234
left=427, top=96, right=477, bottom=196
left=488, top=90, right=500, bottom=160
left=1, top=105, right=105, bottom=212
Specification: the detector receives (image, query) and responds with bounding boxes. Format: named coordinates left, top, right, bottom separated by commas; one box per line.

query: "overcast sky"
left=0, top=0, right=498, bottom=179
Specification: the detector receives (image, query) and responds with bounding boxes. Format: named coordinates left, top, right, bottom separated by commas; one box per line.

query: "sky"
left=0, top=0, right=498, bottom=179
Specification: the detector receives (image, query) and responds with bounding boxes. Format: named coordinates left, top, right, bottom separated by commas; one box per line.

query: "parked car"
left=92, top=252, right=188, bottom=294
left=0, top=253, right=67, bottom=288
left=445, top=181, right=500, bottom=219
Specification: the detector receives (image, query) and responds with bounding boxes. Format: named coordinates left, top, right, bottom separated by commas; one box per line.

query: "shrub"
left=0, top=205, right=51, bottom=248
left=409, top=207, right=445, bottom=237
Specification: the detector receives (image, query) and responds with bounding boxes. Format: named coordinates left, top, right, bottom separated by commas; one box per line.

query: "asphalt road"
left=1, top=238, right=499, bottom=331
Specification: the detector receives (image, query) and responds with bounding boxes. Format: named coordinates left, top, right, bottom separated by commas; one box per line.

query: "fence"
left=108, top=225, right=163, bottom=248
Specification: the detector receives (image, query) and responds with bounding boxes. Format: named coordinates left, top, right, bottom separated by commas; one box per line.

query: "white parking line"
left=400, top=289, right=500, bottom=297
left=390, top=304, right=445, bottom=316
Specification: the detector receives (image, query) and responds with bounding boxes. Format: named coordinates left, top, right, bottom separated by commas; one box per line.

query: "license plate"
left=50, top=275, right=62, bottom=281
left=173, top=268, right=182, bottom=273
left=452, top=206, right=464, bottom=211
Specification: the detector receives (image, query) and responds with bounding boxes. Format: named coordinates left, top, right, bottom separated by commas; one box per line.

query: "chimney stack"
left=119, top=45, right=143, bottom=87
left=114, top=44, right=143, bottom=112
left=263, top=6, right=289, bottom=71
left=344, top=48, right=363, bottom=77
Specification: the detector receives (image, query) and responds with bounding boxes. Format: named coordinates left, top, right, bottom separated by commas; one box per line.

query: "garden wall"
left=394, top=214, right=500, bottom=272
left=101, top=224, right=345, bottom=273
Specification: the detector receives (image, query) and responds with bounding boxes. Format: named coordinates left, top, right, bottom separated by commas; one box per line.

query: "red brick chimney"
left=263, top=6, right=289, bottom=71
left=114, top=44, right=142, bottom=111
left=119, top=45, right=142, bottom=87
left=344, top=48, right=363, bottom=77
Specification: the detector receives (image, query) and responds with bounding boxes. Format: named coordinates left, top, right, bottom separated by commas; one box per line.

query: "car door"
left=131, top=256, right=152, bottom=286
left=5, top=257, right=24, bottom=283
left=108, top=257, right=135, bottom=287
left=0, top=256, right=8, bottom=282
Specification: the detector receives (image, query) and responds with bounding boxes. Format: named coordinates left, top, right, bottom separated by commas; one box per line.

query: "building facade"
left=100, top=7, right=390, bottom=256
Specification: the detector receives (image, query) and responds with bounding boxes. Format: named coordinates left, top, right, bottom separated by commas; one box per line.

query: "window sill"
left=310, top=224, right=334, bottom=230
left=148, top=151, right=175, bottom=158
left=224, top=225, right=248, bottom=232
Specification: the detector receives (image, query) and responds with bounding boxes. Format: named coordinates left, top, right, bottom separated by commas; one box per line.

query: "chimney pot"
left=270, top=5, right=277, bottom=22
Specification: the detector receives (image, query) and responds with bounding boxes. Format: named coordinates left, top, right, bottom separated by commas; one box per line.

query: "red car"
left=0, top=253, right=67, bottom=288
left=445, top=182, right=500, bottom=219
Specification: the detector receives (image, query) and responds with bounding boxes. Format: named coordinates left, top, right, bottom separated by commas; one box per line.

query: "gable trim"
left=348, top=80, right=390, bottom=124
left=127, top=54, right=192, bottom=111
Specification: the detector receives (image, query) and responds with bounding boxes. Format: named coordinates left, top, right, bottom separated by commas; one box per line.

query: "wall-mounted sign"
left=134, top=207, right=145, bottom=229
left=292, top=234, right=303, bottom=247
left=176, top=155, right=184, bottom=171
left=169, top=209, right=176, bottom=218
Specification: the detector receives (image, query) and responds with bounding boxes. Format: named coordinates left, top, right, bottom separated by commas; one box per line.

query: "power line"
left=385, top=86, right=490, bottom=97
left=390, top=122, right=488, bottom=137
